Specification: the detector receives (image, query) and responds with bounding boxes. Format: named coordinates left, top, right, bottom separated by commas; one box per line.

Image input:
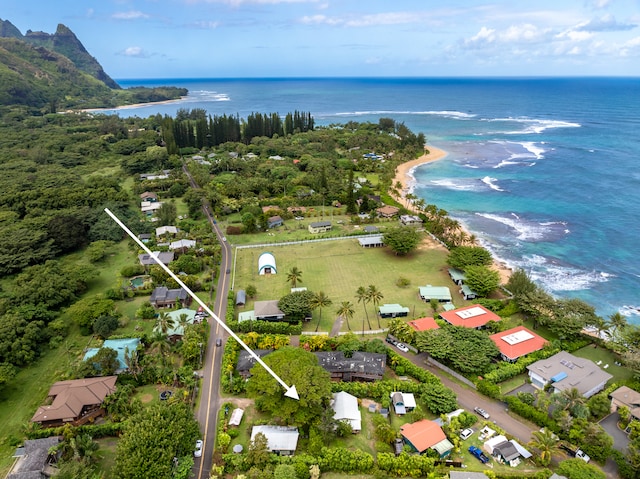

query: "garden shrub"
left=504, top=396, right=558, bottom=431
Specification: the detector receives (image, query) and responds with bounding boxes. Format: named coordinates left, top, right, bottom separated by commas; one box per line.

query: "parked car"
left=560, top=442, right=590, bottom=463
left=469, top=445, right=490, bottom=464
left=474, top=407, right=490, bottom=419
left=385, top=336, right=397, bottom=345
left=395, top=342, right=409, bottom=352
left=194, top=439, right=203, bottom=458
left=460, top=428, right=474, bottom=440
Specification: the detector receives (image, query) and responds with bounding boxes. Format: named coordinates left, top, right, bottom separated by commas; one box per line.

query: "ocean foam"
left=481, top=176, right=504, bottom=191
left=620, top=305, right=640, bottom=317
left=333, top=110, right=475, bottom=119
left=487, top=117, right=581, bottom=135
left=475, top=213, right=568, bottom=241
left=189, top=90, right=230, bottom=101
left=521, top=256, right=612, bottom=292
left=430, top=179, right=480, bottom=191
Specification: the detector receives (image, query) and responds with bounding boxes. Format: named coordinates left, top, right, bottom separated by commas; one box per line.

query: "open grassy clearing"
left=224, top=210, right=401, bottom=246
left=233, top=236, right=459, bottom=333
left=572, top=344, right=631, bottom=383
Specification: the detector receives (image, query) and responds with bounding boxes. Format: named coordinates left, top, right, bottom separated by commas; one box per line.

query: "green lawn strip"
left=572, top=345, right=632, bottom=383
left=500, top=373, right=529, bottom=395
left=94, top=436, right=118, bottom=477
left=234, top=237, right=454, bottom=333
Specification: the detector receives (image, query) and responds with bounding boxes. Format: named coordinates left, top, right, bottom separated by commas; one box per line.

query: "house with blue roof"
left=84, top=338, right=140, bottom=373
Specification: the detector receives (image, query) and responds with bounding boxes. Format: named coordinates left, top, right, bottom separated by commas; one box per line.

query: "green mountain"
left=0, top=19, right=187, bottom=111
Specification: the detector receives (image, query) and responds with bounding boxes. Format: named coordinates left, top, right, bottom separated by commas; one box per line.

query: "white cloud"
left=112, top=11, right=150, bottom=20
left=191, top=20, right=221, bottom=29
left=576, top=14, right=637, bottom=32
left=463, top=26, right=496, bottom=49
left=186, top=0, right=319, bottom=4
left=588, top=0, right=612, bottom=9
left=300, top=11, right=433, bottom=28
left=502, top=24, right=551, bottom=43
left=119, top=46, right=149, bottom=58
left=619, top=36, right=640, bottom=56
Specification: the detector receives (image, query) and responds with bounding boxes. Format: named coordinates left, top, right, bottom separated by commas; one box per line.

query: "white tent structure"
left=258, top=252, right=277, bottom=275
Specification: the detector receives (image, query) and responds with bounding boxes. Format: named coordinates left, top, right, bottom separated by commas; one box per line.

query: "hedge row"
left=26, top=421, right=125, bottom=440
left=504, top=396, right=558, bottom=432
left=483, top=346, right=560, bottom=383
left=386, top=350, right=440, bottom=384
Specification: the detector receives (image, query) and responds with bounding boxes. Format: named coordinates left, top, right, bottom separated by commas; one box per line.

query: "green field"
left=233, top=236, right=460, bottom=332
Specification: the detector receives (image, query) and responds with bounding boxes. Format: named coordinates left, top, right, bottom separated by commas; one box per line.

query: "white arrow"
left=105, top=208, right=299, bottom=400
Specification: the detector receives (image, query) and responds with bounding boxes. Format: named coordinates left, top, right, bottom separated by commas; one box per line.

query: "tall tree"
left=356, top=286, right=372, bottom=332
left=367, top=285, right=384, bottom=329
left=336, top=301, right=355, bottom=331
left=246, top=347, right=332, bottom=427
left=286, top=267, right=303, bottom=288
left=383, top=226, right=421, bottom=256
left=311, top=291, right=332, bottom=332
left=156, top=312, right=176, bottom=336
left=527, top=428, right=560, bottom=466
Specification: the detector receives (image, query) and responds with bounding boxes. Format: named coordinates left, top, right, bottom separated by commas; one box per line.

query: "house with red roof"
left=490, top=326, right=548, bottom=362
left=400, top=419, right=453, bottom=457
left=439, top=304, right=501, bottom=329
left=408, top=317, right=440, bottom=332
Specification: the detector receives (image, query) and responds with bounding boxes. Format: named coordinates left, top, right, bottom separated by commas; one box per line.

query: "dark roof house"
left=138, top=251, right=174, bottom=267
left=254, top=300, right=285, bottom=320
left=236, top=349, right=273, bottom=379
left=314, top=351, right=385, bottom=382
left=7, top=437, right=62, bottom=479
left=149, top=286, right=191, bottom=308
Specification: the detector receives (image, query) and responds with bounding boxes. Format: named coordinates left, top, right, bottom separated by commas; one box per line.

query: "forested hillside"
left=0, top=19, right=187, bottom=111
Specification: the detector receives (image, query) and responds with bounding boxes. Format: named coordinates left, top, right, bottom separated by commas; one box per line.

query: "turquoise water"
left=112, top=77, right=640, bottom=321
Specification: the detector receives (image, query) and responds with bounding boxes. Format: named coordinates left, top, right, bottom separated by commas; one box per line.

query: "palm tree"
left=311, top=291, right=332, bottom=332
left=178, top=313, right=190, bottom=335
left=149, top=332, right=171, bottom=367
left=528, top=428, right=560, bottom=466
left=367, top=285, right=384, bottom=329
left=156, top=312, right=176, bottom=336
left=356, top=286, right=372, bottom=332
left=609, top=311, right=628, bottom=341
left=286, top=266, right=303, bottom=288
left=554, top=387, right=588, bottom=417
left=336, top=301, right=355, bottom=331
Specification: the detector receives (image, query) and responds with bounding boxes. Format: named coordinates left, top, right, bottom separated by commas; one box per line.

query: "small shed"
left=460, top=285, right=478, bottom=300
left=379, top=304, right=410, bottom=318
left=236, top=290, right=246, bottom=306
left=258, top=252, right=277, bottom=275
left=358, top=235, right=384, bottom=248
left=419, top=285, right=452, bottom=302
left=448, top=268, right=467, bottom=285
left=267, top=215, right=284, bottom=228
left=228, top=408, right=244, bottom=426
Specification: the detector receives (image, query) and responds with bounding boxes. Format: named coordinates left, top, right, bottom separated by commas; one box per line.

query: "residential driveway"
left=396, top=350, right=536, bottom=444
left=507, top=382, right=536, bottom=397
left=600, top=412, right=629, bottom=452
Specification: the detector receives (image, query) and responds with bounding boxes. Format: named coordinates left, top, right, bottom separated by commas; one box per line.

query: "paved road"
left=396, top=350, right=536, bottom=443
left=183, top=164, right=233, bottom=479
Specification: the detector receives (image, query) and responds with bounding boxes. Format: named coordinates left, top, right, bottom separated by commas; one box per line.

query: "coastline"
left=80, top=96, right=188, bottom=113
left=391, top=144, right=513, bottom=285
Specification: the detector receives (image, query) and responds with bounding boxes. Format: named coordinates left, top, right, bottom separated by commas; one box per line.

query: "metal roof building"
left=258, top=252, right=277, bottom=275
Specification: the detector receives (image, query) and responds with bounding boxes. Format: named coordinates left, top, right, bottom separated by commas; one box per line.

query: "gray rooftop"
left=314, top=351, right=385, bottom=377
left=527, top=350, right=613, bottom=396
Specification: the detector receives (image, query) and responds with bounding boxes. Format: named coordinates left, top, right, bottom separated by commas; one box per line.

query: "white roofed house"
left=169, top=239, right=196, bottom=251
left=331, top=391, right=362, bottom=433
left=251, top=426, right=299, bottom=455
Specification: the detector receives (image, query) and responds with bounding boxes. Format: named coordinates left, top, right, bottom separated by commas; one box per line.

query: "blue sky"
left=4, top=0, right=640, bottom=79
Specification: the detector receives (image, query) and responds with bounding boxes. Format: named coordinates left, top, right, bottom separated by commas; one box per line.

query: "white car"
left=194, top=439, right=203, bottom=458
left=474, top=407, right=490, bottom=419
left=460, top=428, right=474, bottom=440
left=395, top=342, right=409, bottom=352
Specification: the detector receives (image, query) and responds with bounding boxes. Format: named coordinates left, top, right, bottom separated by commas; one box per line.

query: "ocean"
left=113, top=77, right=640, bottom=322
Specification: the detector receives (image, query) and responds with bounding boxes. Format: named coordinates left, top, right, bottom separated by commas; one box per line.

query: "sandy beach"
left=392, top=145, right=513, bottom=285
left=79, top=96, right=188, bottom=113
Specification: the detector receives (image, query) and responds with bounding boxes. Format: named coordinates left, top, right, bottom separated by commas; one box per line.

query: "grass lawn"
left=572, top=345, right=632, bottom=383
left=234, top=236, right=458, bottom=333
left=222, top=211, right=401, bottom=247
left=500, top=373, right=529, bottom=395
left=95, top=437, right=119, bottom=477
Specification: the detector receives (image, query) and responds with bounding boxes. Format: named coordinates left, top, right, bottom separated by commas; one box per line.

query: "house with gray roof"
left=236, top=349, right=273, bottom=379
left=308, top=221, right=332, bottom=234
left=419, top=285, right=452, bottom=302
left=314, top=351, right=385, bottom=382
left=254, top=300, right=285, bottom=321
left=378, top=304, right=410, bottom=318
left=149, top=286, right=191, bottom=309
left=138, top=251, right=174, bottom=268
left=358, top=235, right=384, bottom=248
left=251, top=426, right=299, bottom=455
left=7, top=437, right=62, bottom=479
left=527, top=351, right=612, bottom=398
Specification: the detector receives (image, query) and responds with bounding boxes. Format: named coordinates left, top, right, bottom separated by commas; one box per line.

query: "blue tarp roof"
left=551, top=371, right=568, bottom=382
